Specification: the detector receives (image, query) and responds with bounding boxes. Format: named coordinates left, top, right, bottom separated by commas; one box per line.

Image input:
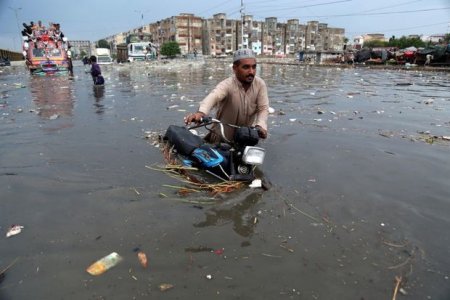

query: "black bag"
left=94, top=75, right=105, bottom=85
left=164, top=125, right=204, bottom=156
left=233, top=127, right=259, bottom=146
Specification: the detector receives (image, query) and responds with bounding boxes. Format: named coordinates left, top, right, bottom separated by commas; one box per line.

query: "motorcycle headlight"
left=242, top=146, right=265, bottom=165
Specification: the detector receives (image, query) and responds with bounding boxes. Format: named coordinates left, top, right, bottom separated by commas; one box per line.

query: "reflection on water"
left=194, top=191, right=263, bottom=237
left=29, top=76, right=74, bottom=119
left=93, top=85, right=105, bottom=114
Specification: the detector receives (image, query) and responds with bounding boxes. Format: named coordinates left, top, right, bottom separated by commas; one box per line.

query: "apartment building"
left=68, top=40, right=92, bottom=58
left=100, top=13, right=345, bottom=57
left=145, top=13, right=202, bottom=54
left=202, top=13, right=238, bottom=56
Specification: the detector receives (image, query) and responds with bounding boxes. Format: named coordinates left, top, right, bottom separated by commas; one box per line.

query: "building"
left=147, top=13, right=202, bottom=55
left=68, top=40, right=91, bottom=58
left=421, top=34, right=446, bottom=44
left=97, top=13, right=346, bottom=57
left=202, top=13, right=238, bottom=56
left=353, top=33, right=386, bottom=49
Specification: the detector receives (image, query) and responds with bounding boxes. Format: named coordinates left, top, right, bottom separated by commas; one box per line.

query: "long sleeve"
left=197, top=76, right=269, bottom=141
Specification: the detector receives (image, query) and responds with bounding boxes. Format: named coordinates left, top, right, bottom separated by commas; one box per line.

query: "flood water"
left=0, top=60, right=449, bottom=299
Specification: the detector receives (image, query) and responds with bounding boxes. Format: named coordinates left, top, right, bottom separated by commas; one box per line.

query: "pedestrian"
left=67, top=45, right=74, bottom=76
left=82, top=56, right=89, bottom=73
left=425, top=54, right=433, bottom=66
left=89, top=55, right=105, bottom=85
left=184, top=49, right=269, bottom=143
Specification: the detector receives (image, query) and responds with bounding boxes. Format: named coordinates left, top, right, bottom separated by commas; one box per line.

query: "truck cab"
left=116, top=32, right=156, bottom=62
left=95, top=48, right=113, bottom=65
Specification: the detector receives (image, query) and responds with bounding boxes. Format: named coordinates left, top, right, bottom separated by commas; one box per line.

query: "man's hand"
left=184, top=111, right=205, bottom=125
left=255, top=125, right=268, bottom=139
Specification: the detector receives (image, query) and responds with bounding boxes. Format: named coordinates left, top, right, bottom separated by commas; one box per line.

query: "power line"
left=299, top=6, right=450, bottom=18
left=197, top=0, right=233, bottom=16
left=359, top=0, right=424, bottom=13
left=247, top=0, right=351, bottom=14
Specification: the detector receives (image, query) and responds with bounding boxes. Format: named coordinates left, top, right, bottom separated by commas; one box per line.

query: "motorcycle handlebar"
left=188, top=116, right=231, bottom=143
left=199, top=116, right=212, bottom=124
left=190, top=116, right=262, bottom=143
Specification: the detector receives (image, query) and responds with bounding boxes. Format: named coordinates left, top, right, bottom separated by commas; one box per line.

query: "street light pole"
left=8, top=6, right=22, bottom=51
left=240, top=0, right=244, bottom=49
left=134, top=10, right=148, bottom=30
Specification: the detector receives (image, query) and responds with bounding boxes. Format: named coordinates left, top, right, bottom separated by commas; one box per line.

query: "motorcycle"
left=163, top=117, right=266, bottom=186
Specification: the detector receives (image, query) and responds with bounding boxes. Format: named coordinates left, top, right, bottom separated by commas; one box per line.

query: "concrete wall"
left=0, top=49, right=23, bottom=61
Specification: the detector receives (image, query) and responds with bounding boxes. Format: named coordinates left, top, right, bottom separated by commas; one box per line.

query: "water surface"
left=0, top=61, right=449, bottom=299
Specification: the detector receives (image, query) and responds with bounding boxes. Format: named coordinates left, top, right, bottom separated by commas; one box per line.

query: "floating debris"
left=0, top=257, right=19, bottom=284
left=6, top=225, right=24, bottom=238
left=137, top=251, right=148, bottom=268
left=249, top=179, right=262, bottom=188
left=86, top=252, right=123, bottom=276
left=159, top=283, right=174, bottom=292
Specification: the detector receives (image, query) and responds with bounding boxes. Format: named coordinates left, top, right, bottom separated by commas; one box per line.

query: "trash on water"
left=159, top=283, right=174, bottom=292
left=6, top=225, right=24, bottom=238
left=268, top=107, right=275, bottom=114
left=249, top=179, right=262, bottom=188
left=214, top=248, right=224, bottom=255
left=86, top=252, right=123, bottom=276
left=0, top=257, right=19, bottom=284
left=206, top=274, right=213, bottom=280
left=137, top=251, right=148, bottom=268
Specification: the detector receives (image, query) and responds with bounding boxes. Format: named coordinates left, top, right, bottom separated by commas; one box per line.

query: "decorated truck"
left=22, top=21, right=70, bottom=75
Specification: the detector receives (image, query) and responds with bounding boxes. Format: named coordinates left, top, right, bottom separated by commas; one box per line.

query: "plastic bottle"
left=86, top=252, right=123, bottom=275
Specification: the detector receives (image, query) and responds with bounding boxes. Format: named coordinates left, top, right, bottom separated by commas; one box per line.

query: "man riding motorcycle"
left=184, top=49, right=269, bottom=143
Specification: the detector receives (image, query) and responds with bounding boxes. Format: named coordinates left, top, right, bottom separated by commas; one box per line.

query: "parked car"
left=0, top=57, right=11, bottom=67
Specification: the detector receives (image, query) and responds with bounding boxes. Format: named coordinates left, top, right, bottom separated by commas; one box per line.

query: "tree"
left=363, top=40, right=388, bottom=48
left=160, top=41, right=181, bottom=58
left=387, top=36, right=425, bottom=49
left=97, top=39, right=109, bottom=48
left=444, top=33, right=450, bottom=44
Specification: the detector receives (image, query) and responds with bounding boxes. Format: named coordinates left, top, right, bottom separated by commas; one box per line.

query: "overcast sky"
left=1, top=0, right=449, bottom=51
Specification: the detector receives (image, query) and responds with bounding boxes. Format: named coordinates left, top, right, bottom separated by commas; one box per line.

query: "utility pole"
left=134, top=10, right=147, bottom=30
left=188, top=16, right=191, bottom=53
left=240, top=0, right=244, bottom=49
left=261, top=22, right=264, bottom=56
left=8, top=6, right=22, bottom=51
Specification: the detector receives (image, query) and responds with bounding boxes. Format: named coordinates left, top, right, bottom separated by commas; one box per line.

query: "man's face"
left=233, top=58, right=257, bottom=84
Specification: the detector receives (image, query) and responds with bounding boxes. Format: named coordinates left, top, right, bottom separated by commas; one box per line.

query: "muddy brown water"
left=0, top=61, right=449, bottom=299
